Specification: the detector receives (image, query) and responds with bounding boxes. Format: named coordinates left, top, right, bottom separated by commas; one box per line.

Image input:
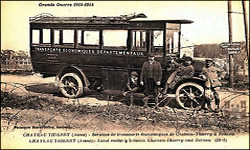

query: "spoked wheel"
left=175, top=82, right=204, bottom=110
left=59, top=73, right=83, bottom=98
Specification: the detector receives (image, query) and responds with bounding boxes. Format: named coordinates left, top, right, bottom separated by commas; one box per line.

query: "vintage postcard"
left=1, top=1, right=249, bottom=149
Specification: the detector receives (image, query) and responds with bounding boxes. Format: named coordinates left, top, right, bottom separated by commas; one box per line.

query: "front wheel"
left=59, top=73, right=84, bottom=98
left=175, top=82, right=204, bottom=110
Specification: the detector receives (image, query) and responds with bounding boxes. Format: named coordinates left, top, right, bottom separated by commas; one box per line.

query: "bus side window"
left=166, top=29, right=179, bottom=54
left=132, top=30, right=146, bottom=51
left=54, top=29, right=74, bottom=47
left=153, top=30, right=164, bottom=57
left=103, top=30, right=128, bottom=50
left=54, top=30, right=60, bottom=44
left=31, top=28, right=51, bottom=46
left=63, top=30, right=74, bottom=44
left=77, top=30, right=99, bottom=48
left=32, top=30, right=40, bottom=44
left=42, top=29, right=51, bottom=44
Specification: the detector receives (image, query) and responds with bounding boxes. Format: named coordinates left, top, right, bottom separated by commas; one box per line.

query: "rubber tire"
left=175, top=82, right=204, bottom=110
left=59, top=72, right=84, bottom=98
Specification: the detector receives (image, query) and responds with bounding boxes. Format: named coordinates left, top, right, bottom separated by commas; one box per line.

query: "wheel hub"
left=68, top=82, right=75, bottom=88
left=189, top=93, right=196, bottom=99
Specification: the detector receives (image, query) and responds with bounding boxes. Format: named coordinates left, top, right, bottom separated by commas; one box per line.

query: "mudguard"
left=55, top=65, right=90, bottom=87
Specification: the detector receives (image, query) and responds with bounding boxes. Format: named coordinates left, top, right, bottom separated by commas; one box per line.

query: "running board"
left=164, top=94, right=176, bottom=98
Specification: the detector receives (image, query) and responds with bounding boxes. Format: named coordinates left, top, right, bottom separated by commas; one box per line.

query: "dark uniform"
left=123, top=71, right=140, bottom=106
left=140, top=54, right=162, bottom=108
left=140, top=61, right=162, bottom=95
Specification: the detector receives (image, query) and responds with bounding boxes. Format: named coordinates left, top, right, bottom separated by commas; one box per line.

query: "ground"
left=1, top=74, right=249, bottom=134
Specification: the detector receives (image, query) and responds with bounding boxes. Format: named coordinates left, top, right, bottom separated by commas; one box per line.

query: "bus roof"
left=30, top=14, right=193, bottom=25
left=30, top=16, right=129, bottom=24
left=130, top=18, right=193, bottom=24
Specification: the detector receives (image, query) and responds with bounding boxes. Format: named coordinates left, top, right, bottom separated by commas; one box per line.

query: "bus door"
left=163, top=23, right=181, bottom=81
left=165, top=23, right=181, bottom=55
left=151, top=29, right=165, bottom=63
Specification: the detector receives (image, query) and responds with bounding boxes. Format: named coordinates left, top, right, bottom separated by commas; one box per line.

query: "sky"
left=1, top=1, right=249, bottom=52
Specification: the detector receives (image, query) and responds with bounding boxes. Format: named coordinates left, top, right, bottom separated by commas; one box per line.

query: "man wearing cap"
left=140, top=53, right=162, bottom=108
left=200, top=58, right=225, bottom=113
left=160, top=56, right=194, bottom=97
left=123, top=71, right=140, bottom=106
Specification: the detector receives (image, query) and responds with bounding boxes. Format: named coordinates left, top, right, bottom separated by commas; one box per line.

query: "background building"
left=1, top=49, right=32, bottom=73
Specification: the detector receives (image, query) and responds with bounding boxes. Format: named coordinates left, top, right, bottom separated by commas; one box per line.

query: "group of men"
left=124, top=53, right=224, bottom=113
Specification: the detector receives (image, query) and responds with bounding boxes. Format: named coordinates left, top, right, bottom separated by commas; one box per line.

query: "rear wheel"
left=59, top=73, right=83, bottom=98
left=175, top=82, right=204, bottom=110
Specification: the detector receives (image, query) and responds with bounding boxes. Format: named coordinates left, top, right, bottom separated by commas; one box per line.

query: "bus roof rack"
left=29, top=13, right=193, bottom=24
left=29, top=13, right=54, bottom=22
left=29, top=13, right=147, bottom=24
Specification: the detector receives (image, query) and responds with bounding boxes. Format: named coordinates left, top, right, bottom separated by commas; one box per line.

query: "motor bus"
left=29, top=13, right=206, bottom=110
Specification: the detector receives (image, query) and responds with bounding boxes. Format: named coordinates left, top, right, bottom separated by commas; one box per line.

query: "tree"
left=194, top=44, right=226, bottom=58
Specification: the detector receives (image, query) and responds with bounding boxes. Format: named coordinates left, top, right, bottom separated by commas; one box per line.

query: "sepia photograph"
left=1, top=1, right=249, bottom=149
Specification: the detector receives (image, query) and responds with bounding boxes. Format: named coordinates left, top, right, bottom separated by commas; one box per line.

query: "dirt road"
left=1, top=74, right=248, bottom=109
left=1, top=74, right=249, bottom=134
left=1, top=74, right=121, bottom=106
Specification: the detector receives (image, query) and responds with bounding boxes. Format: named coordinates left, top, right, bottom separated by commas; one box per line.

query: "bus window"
left=153, top=30, right=164, bottom=56
left=54, top=29, right=74, bottom=46
left=42, top=29, right=51, bottom=44
left=166, top=30, right=179, bottom=54
left=54, top=30, right=60, bottom=44
left=32, top=30, right=40, bottom=44
left=63, top=30, right=74, bottom=44
left=132, top=30, right=146, bottom=51
left=173, top=32, right=179, bottom=53
left=77, top=30, right=99, bottom=47
left=103, top=30, right=127, bottom=49
left=166, top=23, right=180, bottom=54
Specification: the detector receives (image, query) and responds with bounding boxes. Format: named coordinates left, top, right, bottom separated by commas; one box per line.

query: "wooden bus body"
left=30, top=14, right=205, bottom=109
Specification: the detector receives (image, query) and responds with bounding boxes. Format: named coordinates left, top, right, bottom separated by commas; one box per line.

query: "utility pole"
left=242, top=0, right=249, bottom=57
left=242, top=0, right=249, bottom=77
left=228, top=0, right=234, bottom=88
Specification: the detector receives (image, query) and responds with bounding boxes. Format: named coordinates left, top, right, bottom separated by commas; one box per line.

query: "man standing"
left=200, top=58, right=225, bottom=113
left=140, top=53, right=162, bottom=108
